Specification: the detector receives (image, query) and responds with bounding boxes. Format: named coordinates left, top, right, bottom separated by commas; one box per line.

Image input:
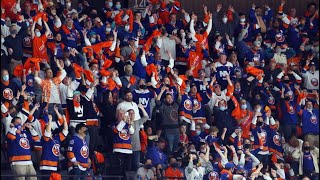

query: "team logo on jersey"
left=52, top=144, right=60, bottom=156
left=310, top=115, right=317, bottom=124
left=19, top=138, right=30, bottom=149
left=268, top=96, right=275, bottom=105
left=184, top=99, right=192, bottom=111
left=208, top=171, right=219, bottom=180
left=260, top=129, right=267, bottom=144
left=193, top=99, right=201, bottom=111
left=80, top=146, right=89, bottom=158
left=27, top=79, right=34, bottom=87
left=288, top=106, right=295, bottom=114
left=275, top=33, right=285, bottom=43
left=273, top=134, right=281, bottom=146
left=170, top=110, right=179, bottom=121
left=119, top=129, right=130, bottom=140
left=253, top=53, right=260, bottom=62
left=311, top=78, right=318, bottom=86
left=23, top=36, right=32, bottom=48
left=3, top=88, right=14, bottom=100
left=287, top=91, right=294, bottom=101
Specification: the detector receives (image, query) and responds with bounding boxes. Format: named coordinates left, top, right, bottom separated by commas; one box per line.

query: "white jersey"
left=302, top=70, right=319, bottom=90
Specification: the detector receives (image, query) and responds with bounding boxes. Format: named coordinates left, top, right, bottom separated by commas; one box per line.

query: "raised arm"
left=43, top=20, right=51, bottom=37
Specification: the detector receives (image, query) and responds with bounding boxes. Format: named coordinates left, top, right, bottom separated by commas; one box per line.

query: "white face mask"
left=90, top=38, right=96, bottom=44
left=125, top=25, right=130, bottom=32
left=181, top=32, right=186, bottom=37
left=222, top=17, right=228, bottom=24
left=28, top=69, right=32, bottom=74
left=65, top=59, right=71, bottom=67
left=67, top=2, right=71, bottom=8
left=1, top=37, right=4, bottom=44
left=106, top=27, right=111, bottom=32
left=36, top=31, right=41, bottom=37
left=240, top=18, right=246, bottom=23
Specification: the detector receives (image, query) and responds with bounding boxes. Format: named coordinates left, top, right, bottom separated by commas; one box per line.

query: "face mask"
left=10, top=29, right=18, bottom=35
left=139, top=85, right=146, bottom=89
left=145, top=164, right=152, bottom=169
left=220, top=106, right=226, bottom=111
left=108, top=2, right=113, bottom=7
left=67, top=2, right=71, bottom=8
left=241, top=104, right=247, bottom=110
left=188, top=34, right=192, bottom=39
left=307, top=108, right=313, bottom=112
left=196, top=130, right=201, bottom=136
left=106, top=27, right=111, bottom=32
left=2, top=74, right=9, bottom=81
left=65, top=59, right=71, bottom=67
left=235, top=88, right=241, bottom=92
left=171, top=162, right=178, bottom=168
left=193, top=159, right=198, bottom=165
left=181, top=32, right=186, bottom=37
left=240, top=18, right=246, bottom=23
left=256, top=108, right=261, bottom=112
left=185, top=86, right=190, bottom=93
left=283, top=79, right=290, bottom=84
left=14, top=123, right=22, bottom=130
left=28, top=69, right=32, bottom=74
left=244, top=144, right=251, bottom=149
left=222, top=17, right=228, bottom=24
left=90, top=38, right=96, bottom=44
left=1, top=37, right=4, bottom=44
left=256, top=121, right=263, bottom=126
left=275, top=48, right=282, bottom=54
left=125, top=25, right=130, bottom=32
left=36, top=31, right=41, bottom=37
left=115, top=4, right=121, bottom=9
left=304, top=146, right=311, bottom=151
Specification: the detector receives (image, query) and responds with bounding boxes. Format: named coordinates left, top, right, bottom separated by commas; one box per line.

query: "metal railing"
left=0, top=174, right=186, bottom=180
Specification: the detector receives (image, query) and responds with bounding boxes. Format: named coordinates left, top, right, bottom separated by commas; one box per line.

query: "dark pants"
left=41, top=170, right=53, bottom=180
left=69, top=167, right=87, bottom=180
left=284, top=124, right=297, bottom=139
left=164, top=131, right=180, bottom=155
left=100, top=126, right=114, bottom=153
left=87, top=126, right=98, bottom=156
left=132, top=151, right=141, bottom=171
left=115, top=152, right=133, bottom=172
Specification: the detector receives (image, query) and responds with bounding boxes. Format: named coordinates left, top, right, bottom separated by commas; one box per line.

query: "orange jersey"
left=195, top=31, right=209, bottom=53
left=187, top=51, right=203, bottom=78
left=231, top=96, right=253, bottom=138
left=33, top=35, right=48, bottom=61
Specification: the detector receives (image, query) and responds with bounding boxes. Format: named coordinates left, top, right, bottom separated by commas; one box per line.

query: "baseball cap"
left=225, top=162, right=234, bottom=169
left=237, top=165, right=245, bottom=171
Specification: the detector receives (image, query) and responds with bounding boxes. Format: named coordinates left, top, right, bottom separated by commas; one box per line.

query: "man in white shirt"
left=302, top=60, right=319, bottom=90
left=117, top=88, right=141, bottom=121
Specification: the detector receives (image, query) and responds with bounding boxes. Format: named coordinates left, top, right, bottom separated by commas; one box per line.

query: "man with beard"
left=156, top=85, right=181, bottom=154
left=117, top=88, right=141, bottom=121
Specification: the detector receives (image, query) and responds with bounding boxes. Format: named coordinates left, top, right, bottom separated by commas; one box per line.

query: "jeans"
left=132, top=151, right=141, bottom=171
left=69, top=167, right=87, bottom=180
left=165, top=132, right=180, bottom=154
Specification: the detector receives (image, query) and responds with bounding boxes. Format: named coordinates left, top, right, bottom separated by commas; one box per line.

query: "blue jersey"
left=132, top=89, right=155, bottom=118
left=193, top=78, right=212, bottom=104
left=215, top=62, right=234, bottom=90
left=301, top=109, right=319, bottom=135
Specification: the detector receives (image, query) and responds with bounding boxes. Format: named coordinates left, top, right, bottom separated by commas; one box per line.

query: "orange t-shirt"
left=165, top=167, right=184, bottom=180
left=33, top=35, right=48, bottom=61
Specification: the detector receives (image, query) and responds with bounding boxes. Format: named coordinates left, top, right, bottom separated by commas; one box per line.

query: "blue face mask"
left=2, top=74, right=9, bottom=81
left=15, top=123, right=22, bottom=130
left=196, top=130, right=201, bottom=136
left=115, top=4, right=121, bottom=9
left=220, top=106, right=226, bottom=111
left=241, top=104, right=247, bottom=110
left=108, top=2, right=113, bottom=7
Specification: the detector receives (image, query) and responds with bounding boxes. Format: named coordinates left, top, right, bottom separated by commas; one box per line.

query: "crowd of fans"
left=0, top=0, right=319, bottom=179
